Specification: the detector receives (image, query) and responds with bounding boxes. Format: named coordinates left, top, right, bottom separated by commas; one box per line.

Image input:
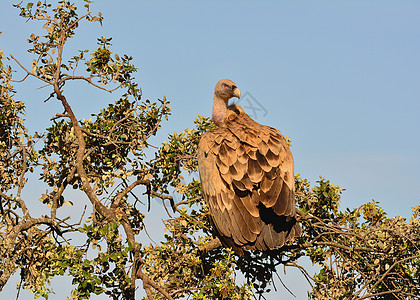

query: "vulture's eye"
left=221, top=83, right=229, bottom=89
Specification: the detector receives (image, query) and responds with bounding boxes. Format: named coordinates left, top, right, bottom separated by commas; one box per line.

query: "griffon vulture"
left=197, top=79, right=301, bottom=255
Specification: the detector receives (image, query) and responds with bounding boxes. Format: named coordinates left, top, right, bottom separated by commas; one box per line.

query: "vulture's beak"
left=233, top=87, right=241, bottom=99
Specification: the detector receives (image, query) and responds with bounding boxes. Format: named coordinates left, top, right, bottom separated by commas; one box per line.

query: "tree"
left=0, top=1, right=419, bottom=299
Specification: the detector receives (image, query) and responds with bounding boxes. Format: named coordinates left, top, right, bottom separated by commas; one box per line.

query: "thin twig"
left=50, top=112, right=69, bottom=121
left=112, top=179, right=150, bottom=209
left=10, top=54, right=53, bottom=86
left=60, top=74, right=123, bottom=93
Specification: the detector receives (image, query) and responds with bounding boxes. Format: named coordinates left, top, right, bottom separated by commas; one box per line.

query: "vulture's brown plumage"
left=197, top=79, right=301, bottom=255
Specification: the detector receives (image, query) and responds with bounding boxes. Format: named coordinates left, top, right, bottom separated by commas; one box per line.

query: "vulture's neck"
left=212, top=95, right=227, bottom=127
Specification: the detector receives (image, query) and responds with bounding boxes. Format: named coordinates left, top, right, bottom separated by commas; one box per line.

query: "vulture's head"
left=215, top=79, right=241, bottom=102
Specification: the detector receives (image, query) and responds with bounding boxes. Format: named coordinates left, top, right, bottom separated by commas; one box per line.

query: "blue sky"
left=1, top=1, right=420, bottom=299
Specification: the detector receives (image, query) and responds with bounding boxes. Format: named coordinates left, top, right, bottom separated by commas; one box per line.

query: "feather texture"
left=198, top=79, right=301, bottom=254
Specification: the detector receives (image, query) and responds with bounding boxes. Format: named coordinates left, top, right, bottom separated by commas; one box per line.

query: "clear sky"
left=1, top=1, right=420, bottom=299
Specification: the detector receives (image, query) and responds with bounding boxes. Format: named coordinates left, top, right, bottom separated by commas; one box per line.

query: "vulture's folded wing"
left=198, top=105, right=301, bottom=253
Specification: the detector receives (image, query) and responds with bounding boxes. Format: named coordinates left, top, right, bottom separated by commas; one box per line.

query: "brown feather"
left=237, top=152, right=248, bottom=164
left=247, top=149, right=258, bottom=160
left=256, top=150, right=272, bottom=173
left=265, top=149, right=281, bottom=167
left=228, top=165, right=242, bottom=182
left=208, top=195, right=230, bottom=237
left=211, top=143, right=220, bottom=155
left=257, top=140, right=269, bottom=156
left=247, top=159, right=264, bottom=183
left=236, top=145, right=245, bottom=157
left=214, top=132, right=227, bottom=144
left=217, top=143, right=230, bottom=166
left=231, top=196, right=259, bottom=239
left=267, top=136, right=281, bottom=156
left=232, top=159, right=248, bottom=179
left=260, top=176, right=283, bottom=207
left=273, top=184, right=293, bottom=215
left=232, top=179, right=247, bottom=192
left=227, top=206, right=250, bottom=245
left=260, top=175, right=275, bottom=193
left=215, top=156, right=229, bottom=175
left=239, top=194, right=260, bottom=219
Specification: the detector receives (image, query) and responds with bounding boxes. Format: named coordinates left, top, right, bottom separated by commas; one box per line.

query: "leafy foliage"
left=294, top=178, right=420, bottom=299
left=0, top=1, right=418, bottom=300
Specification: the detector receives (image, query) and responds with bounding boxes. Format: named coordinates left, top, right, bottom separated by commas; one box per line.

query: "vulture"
left=197, top=79, right=301, bottom=255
